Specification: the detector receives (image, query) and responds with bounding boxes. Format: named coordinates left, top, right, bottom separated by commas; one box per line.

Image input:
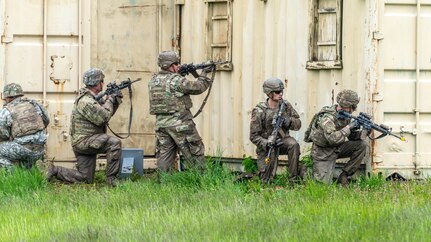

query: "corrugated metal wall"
left=374, top=0, right=431, bottom=179
left=180, top=0, right=367, bottom=159
left=0, top=0, right=91, bottom=163
left=2, top=0, right=430, bottom=178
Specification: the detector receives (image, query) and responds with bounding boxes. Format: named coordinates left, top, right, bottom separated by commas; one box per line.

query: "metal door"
left=94, top=0, right=169, bottom=157
left=374, top=0, right=431, bottom=179
left=1, top=0, right=90, bottom=163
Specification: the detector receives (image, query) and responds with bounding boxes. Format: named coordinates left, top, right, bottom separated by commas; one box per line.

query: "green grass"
left=1, top=164, right=431, bottom=241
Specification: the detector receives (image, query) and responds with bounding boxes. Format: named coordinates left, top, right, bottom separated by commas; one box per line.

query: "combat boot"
left=337, top=171, right=349, bottom=186
left=47, top=163, right=58, bottom=181
left=36, top=160, right=57, bottom=181
left=106, top=176, right=118, bottom=187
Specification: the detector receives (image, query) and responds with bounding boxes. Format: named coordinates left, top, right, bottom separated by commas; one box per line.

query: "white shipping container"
left=1, top=0, right=430, bottom=179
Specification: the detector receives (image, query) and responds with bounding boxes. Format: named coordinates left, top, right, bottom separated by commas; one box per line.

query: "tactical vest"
left=255, top=100, right=289, bottom=139
left=148, top=73, right=192, bottom=115
left=306, top=106, right=336, bottom=146
left=70, top=91, right=105, bottom=143
left=6, top=99, right=45, bottom=138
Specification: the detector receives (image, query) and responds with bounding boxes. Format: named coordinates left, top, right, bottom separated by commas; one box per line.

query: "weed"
left=356, top=173, right=385, bottom=190
left=0, top=167, right=46, bottom=198
left=300, top=148, right=313, bottom=168
left=2, top=161, right=431, bottom=241
left=242, top=155, right=257, bottom=174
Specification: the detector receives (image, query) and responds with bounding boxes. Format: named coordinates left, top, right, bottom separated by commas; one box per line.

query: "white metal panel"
left=93, top=0, right=174, bottom=156
left=375, top=0, right=431, bottom=179
left=420, top=5, right=431, bottom=69
left=10, top=0, right=430, bottom=175
left=382, top=4, right=416, bottom=70
left=179, top=0, right=367, bottom=160
left=2, top=0, right=90, bottom=162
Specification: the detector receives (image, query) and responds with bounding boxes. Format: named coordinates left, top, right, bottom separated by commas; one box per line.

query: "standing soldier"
left=0, top=83, right=50, bottom=169
left=307, top=89, right=368, bottom=185
left=47, top=68, right=123, bottom=187
left=148, top=50, right=213, bottom=172
left=250, top=78, right=302, bottom=182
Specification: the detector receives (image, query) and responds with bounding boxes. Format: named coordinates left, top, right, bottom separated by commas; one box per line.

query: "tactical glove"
left=349, top=119, right=360, bottom=130
left=267, top=135, right=276, bottom=147
left=274, top=138, right=283, bottom=147
left=110, top=91, right=123, bottom=105
left=283, top=117, right=291, bottom=129
left=189, top=65, right=200, bottom=78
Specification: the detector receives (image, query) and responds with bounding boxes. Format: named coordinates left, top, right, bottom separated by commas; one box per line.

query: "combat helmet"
left=336, top=89, right=360, bottom=108
left=158, top=51, right=180, bottom=69
left=83, top=68, right=105, bottom=87
left=263, top=77, right=284, bottom=95
left=3, top=83, right=24, bottom=98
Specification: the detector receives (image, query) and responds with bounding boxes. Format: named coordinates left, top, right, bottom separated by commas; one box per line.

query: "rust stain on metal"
left=331, top=89, right=334, bottom=105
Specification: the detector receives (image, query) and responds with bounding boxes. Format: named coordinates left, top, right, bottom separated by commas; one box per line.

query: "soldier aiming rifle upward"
left=178, top=61, right=229, bottom=77
left=95, top=78, right=142, bottom=101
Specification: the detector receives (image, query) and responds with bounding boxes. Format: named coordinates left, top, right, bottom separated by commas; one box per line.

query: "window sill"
left=306, top=60, right=343, bottom=70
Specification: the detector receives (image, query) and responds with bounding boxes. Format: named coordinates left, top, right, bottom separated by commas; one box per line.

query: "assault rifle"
left=95, top=78, right=142, bottom=101
left=338, top=110, right=406, bottom=141
left=178, top=61, right=229, bottom=77
left=265, top=101, right=286, bottom=164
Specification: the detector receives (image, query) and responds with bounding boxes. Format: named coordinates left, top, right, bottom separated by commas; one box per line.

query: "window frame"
left=306, top=0, right=343, bottom=70
left=204, top=0, right=233, bottom=71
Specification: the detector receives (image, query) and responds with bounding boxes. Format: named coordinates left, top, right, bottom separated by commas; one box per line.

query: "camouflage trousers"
left=0, top=141, right=44, bottom=169
left=156, top=122, right=205, bottom=172
left=54, top=133, right=121, bottom=183
left=311, top=140, right=368, bottom=184
left=256, top=136, right=301, bottom=182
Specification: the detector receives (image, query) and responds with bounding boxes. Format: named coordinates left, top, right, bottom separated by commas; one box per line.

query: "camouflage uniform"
left=148, top=51, right=212, bottom=172
left=309, top=90, right=368, bottom=184
left=249, top=77, right=302, bottom=182
left=49, top=68, right=122, bottom=185
left=250, top=99, right=302, bottom=180
left=0, top=83, right=49, bottom=169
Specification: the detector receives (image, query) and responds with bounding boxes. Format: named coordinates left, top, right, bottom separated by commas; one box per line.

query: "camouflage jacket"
left=70, top=88, right=118, bottom=145
left=148, top=70, right=211, bottom=128
left=309, top=104, right=352, bottom=147
left=0, top=97, right=49, bottom=144
left=250, top=99, right=301, bottom=151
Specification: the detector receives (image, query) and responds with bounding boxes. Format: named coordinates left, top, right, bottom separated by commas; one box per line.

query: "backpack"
left=303, top=106, right=333, bottom=143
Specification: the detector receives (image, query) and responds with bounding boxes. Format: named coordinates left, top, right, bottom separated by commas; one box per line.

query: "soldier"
left=0, top=83, right=49, bottom=169
left=308, top=89, right=368, bottom=185
left=47, top=68, right=123, bottom=187
left=250, top=78, right=302, bottom=182
left=148, top=50, right=213, bottom=172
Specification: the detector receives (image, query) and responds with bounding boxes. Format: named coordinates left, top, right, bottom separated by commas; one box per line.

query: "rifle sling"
left=368, top=132, right=387, bottom=140
left=107, top=86, right=133, bottom=139
left=193, top=69, right=216, bottom=118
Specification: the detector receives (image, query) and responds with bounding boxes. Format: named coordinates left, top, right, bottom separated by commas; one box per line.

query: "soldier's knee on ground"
left=312, top=157, right=336, bottom=184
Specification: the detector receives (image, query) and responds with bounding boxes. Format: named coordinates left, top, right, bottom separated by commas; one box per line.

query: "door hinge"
left=1, top=35, right=13, bottom=43
left=373, top=31, right=384, bottom=40
left=372, top=93, right=383, bottom=102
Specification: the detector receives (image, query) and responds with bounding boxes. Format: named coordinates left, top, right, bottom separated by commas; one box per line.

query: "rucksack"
left=303, top=106, right=333, bottom=143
